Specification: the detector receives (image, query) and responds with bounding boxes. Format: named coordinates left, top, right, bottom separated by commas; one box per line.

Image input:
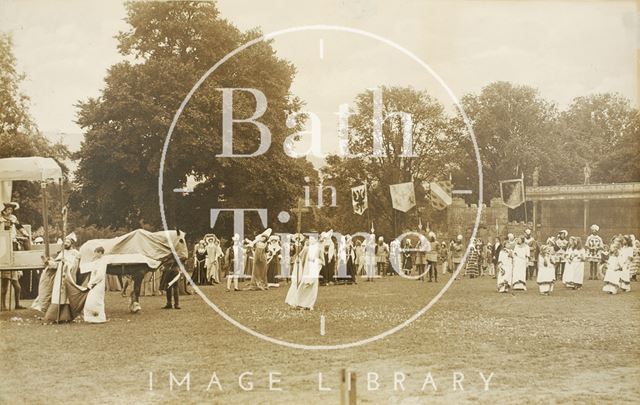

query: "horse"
left=77, top=229, right=188, bottom=313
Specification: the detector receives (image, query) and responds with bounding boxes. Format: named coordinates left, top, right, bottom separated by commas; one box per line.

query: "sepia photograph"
left=0, top=0, right=638, bottom=404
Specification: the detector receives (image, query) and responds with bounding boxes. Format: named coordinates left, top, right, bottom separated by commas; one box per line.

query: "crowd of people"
left=2, top=192, right=639, bottom=318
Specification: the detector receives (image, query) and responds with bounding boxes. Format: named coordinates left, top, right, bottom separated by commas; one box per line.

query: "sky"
left=0, top=0, right=637, bottom=161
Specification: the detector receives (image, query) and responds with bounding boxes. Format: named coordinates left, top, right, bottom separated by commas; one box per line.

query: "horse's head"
left=172, top=229, right=188, bottom=260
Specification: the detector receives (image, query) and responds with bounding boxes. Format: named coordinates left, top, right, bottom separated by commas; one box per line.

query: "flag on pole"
left=429, top=180, right=452, bottom=211
left=389, top=182, right=416, bottom=212
left=500, top=178, right=525, bottom=209
left=351, top=184, right=368, bottom=215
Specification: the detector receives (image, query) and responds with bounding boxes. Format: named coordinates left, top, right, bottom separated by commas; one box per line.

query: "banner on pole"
left=351, top=184, right=368, bottom=215
left=500, top=178, right=525, bottom=209
left=389, top=182, right=416, bottom=213
left=429, top=180, right=452, bottom=210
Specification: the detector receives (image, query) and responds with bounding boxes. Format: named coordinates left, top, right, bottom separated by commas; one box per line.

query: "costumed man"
left=266, top=235, right=282, bottom=287
left=35, top=233, right=80, bottom=322
left=0, top=202, right=28, bottom=310
left=193, top=240, right=207, bottom=285
left=424, top=232, right=438, bottom=282
left=0, top=202, right=30, bottom=250
left=554, top=230, right=570, bottom=280
left=160, top=255, right=181, bottom=309
left=524, top=229, right=538, bottom=280
left=375, top=236, right=389, bottom=277
left=345, top=235, right=357, bottom=284
left=402, top=239, right=414, bottom=276
left=225, top=234, right=241, bottom=292
left=585, top=224, right=604, bottom=280
left=320, top=231, right=336, bottom=286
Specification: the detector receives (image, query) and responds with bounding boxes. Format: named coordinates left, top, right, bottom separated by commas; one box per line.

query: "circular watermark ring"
left=158, top=24, right=484, bottom=350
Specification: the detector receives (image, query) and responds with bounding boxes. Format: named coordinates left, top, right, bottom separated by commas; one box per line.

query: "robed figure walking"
left=285, top=235, right=324, bottom=310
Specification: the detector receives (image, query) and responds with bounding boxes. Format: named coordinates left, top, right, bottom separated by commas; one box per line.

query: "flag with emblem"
left=428, top=180, right=452, bottom=211
left=389, top=182, right=416, bottom=212
left=351, top=184, right=368, bottom=215
left=500, top=178, right=525, bottom=209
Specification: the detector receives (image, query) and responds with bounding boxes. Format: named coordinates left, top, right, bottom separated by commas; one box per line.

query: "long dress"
left=32, top=248, right=78, bottom=315
left=285, top=241, right=323, bottom=309
left=194, top=247, right=207, bottom=284
left=496, top=249, right=513, bottom=293
left=512, top=244, right=529, bottom=291
left=569, top=248, right=585, bottom=288
left=43, top=248, right=80, bottom=322
left=537, top=253, right=555, bottom=294
left=602, top=253, right=622, bottom=294
left=619, top=246, right=632, bottom=292
left=562, top=248, right=576, bottom=287
left=464, top=247, right=479, bottom=278
left=84, top=257, right=107, bottom=323
left=266, top=243, right=281, bottom=285
left=206, top=243, right=223, bottom=284
left=246, top=241, right=268, bottom=290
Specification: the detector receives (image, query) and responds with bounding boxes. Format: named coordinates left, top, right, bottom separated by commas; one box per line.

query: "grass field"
left=1, top=274, right=638, bottom=404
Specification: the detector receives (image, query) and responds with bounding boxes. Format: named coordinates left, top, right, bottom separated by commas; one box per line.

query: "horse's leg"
left=129, top=271, right=144, bottom=313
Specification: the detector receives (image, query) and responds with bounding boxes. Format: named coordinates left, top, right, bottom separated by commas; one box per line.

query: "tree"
left=0, top=32, right=70, bottom=230
left=451, top=81, right=561, bottom=201
left=321, top=86, right=453, bottom=238
left=72, top=1, right=315, bottom=237
left=558, top=93, right=639, bottom=183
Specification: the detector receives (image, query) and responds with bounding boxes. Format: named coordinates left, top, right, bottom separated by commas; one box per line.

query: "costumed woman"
left=225, top=234, right=241, bottom=292
left=536, top=243, right=556, bottom=295
left=619, top=235, right=633, bottom=292
left=602, top=240, right=623, bottom=294
left=567, top=237, right=585, bottom=289
left=84, top=246, right=108, bottom=323
left=497, top=237, right=514, bottom=293
left=193, top=240, right=208, bottom=285
left=285, top=234, right=324, bottom=310
left=205, top=235, right=223, bottom=284
left=562, top=237, right=577, bottom=287
left=512, top=236, right=529, bottom=291
left=266, top=235, right=282, bottom=287
left=245, top=228, right=271, bottom=291
left=39, top=233, right=80, bottom=322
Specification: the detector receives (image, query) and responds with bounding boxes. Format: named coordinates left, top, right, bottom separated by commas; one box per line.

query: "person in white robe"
left=496, top=239, right=513, bottom=293
left=285, top=235, right=324, bottom=310
left=562, top=237, right=577, bottom=287
left=568, top=237, right=586, bottom=289
left=537, top=244, right=556, bottom=295
left=603, top=241, right=623, bottom=294
left=84, top=246, right=108, bottom=323
left=619, top=236, right=633, bottom=292
left=512, top=237, right=529, bottom=291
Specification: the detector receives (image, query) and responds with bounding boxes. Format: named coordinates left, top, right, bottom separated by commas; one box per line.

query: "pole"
left=41, top=182, right=50, bottom=258
left=349, top=371, right=357, bottom=405
left=56, top=178, right=67, bottom=323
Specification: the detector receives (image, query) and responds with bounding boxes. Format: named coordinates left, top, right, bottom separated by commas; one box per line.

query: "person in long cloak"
left=84, top=246, right=108, bottom=323
left=497, top=238, right=514, bottom=293
left=320, top=231, right=336, bottom=285
left=345, top=235, right=357, bottom=284
left=285, top=235, right=324, bottom=310
left=205, top=236, right=223, bottom=284
left=245, top=229, right=271, bottom=291
left=40, top=234, right=80, bottom=322
left=512, top=236, right=529, bottom=291
left=619, top=236, right=633, bottom=292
